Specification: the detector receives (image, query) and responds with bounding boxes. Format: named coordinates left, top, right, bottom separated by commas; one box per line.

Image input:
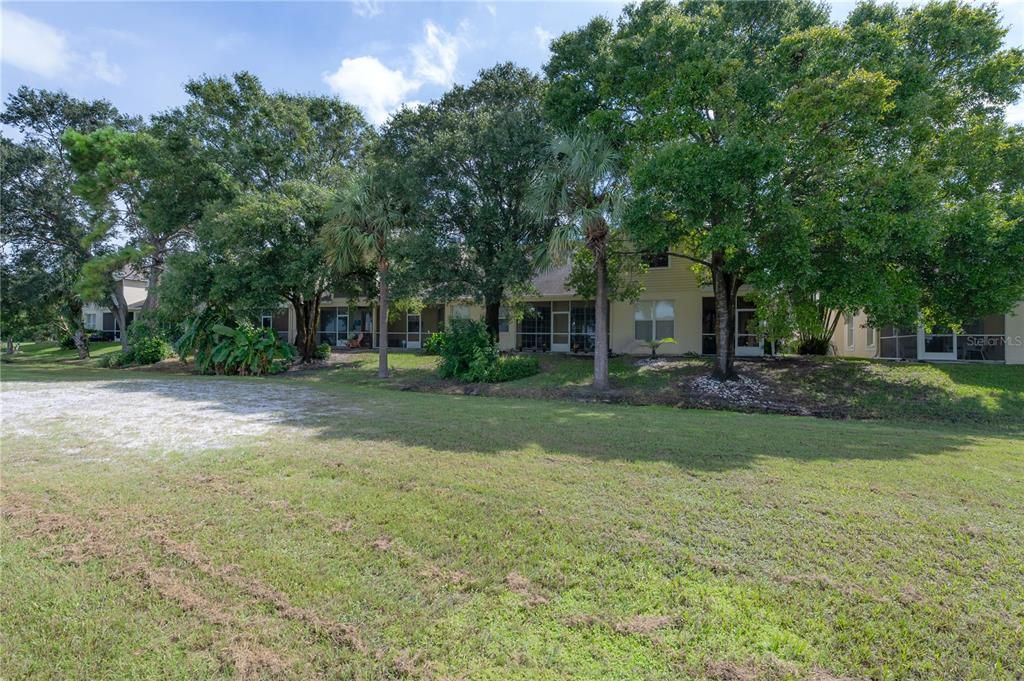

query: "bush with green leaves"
left=98, top=350, right=133, bottom=368
left=422, top=331, right=446, bottom=355
left=126, top=319, right=172, bottom=365
left=435, top=319, right=496, bottom=382
left=209, top=322, right=295, bottom=375
left=489, top=355, right=540, bottom=382
left=176, top=312, right=295, bottom=375
left=315, top=342, right=331, bottom=360
left=433, top=319, right=540, bottom=383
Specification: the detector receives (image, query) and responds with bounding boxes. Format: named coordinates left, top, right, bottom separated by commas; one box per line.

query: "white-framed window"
left=85, top=313, right=97, bottom=330
left=498, top=305, right=509, bottom=333
left=451, top=304, right=471, bottom=320
left=845, top=314, right=855, bottom=349
left=866, top=326, right=875, bottom=348
left=634, top=301, right=674, bottom=341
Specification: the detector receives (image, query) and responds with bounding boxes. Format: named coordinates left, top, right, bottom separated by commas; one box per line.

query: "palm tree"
left=323, top=166, right=410, bottom=378
left=530, top=131, right=624, bottom=391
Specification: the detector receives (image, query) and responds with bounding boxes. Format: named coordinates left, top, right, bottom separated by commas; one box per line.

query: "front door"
left=552, top=310, right=570, bottom=353
left=919, top=325, right=957, bottom=360
left=406, top=313, right=421, bottom=349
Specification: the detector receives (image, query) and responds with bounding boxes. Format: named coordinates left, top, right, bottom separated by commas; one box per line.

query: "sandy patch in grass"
left=1, top=378, right=363, bottom=456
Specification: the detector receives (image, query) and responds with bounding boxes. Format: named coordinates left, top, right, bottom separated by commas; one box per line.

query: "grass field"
left=2, top=346, right=1023, bottom=679
left=314, top=351, right=1024, bottom=428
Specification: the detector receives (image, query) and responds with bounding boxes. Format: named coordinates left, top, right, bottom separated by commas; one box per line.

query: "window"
left=642, top=249, right=669, bottom=268
left=498, top=305, right=509, bottom=333
left=736, top=298, right=760, bottom=349
left=451, top=304, right=470, bottom=320
left=85, top=313, right=97, bottom=330
left=866, top=326, right=875, bottom=348
left=517, top=303, right=551, bottom=351
left=845, top=314, right=855, bottom=349
left=318, top=307, right=349, bottom=346
left=701, top=298, right=717, bottom=354
left=878, top=326, right=918, bottom=360
left=634, top=301, right=674, bottom=341
left=260, top=313, right=273, bottom=328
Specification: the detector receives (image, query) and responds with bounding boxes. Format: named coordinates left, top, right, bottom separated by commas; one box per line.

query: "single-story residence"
left=288, top=256, right=766, bottom=357
left=85, top=261, right=1023, bottom=364
left=832, top=304, right=1024, bottom=364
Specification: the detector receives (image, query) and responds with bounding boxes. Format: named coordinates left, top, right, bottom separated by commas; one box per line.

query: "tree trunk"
left=292, top=297, right=320, bottom=363
left=64, top=300, right=90, bottom=359
left=111, top=285, right=129, bottom=352
left=484, top=297, right=502, bottom=342
left=72, top=327, right=90, bottom=359
left=142, top=255, right=163, bottom=311
left=5, top=338, right=13, bottom=354
left=711, top=252, right=738, bottom=381
left=593, top=240, right=610, bottom=391
left=377, top=261, right=390, bottom=378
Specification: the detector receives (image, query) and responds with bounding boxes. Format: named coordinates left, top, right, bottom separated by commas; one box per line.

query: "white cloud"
left=1, top=8, right=73, bottom=78
left=534, top=26, right=554, bottom=52
left=87, top=50, right=123, bottom=84
left=412, top=21, right=459, bottom=86
left=352, top=0, right=382, bottom=18
left=324, top=20, right=462, bottom=125
left=485, top=3, right=497, bottom=17
left=323, top=56, right=420, bottom=124
left=1, top=8, right=126, bottom=84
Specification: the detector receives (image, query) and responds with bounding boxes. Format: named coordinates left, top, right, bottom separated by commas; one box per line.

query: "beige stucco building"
left=832, top=302, right=1024, bottom=365
left=301, top=257, right=765, bottom=358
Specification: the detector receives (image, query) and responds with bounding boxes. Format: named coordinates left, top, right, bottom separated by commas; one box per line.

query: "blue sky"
left=3, top=1, right=1023, bottom=127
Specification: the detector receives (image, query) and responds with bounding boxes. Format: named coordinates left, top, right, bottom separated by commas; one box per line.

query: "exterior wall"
left=123, top=280, right=148, bottom=308
left=491, top=261, right=714, bottom=356
left=832, top=311, right=877, bottom=359
left=1006, top=301, right=1024, bottom=365
left=610, top=260, right=703, bottom=355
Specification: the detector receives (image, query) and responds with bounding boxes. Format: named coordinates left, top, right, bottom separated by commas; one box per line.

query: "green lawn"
left=2, top=350, right=1022, bottom=679
left=323, top=351, right=1024, bottom=428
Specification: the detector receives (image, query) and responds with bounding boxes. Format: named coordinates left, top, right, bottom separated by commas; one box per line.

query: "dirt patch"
left=504, top=571, right=549, bottom=606
left=612, top=615, right=675, bottom=635
left=706, top=661, right=758, bottom=681
left=371, top=536, right=393, bottom=552
left=150, top=531, right=365, bottom=652
left=1, top=378, right=364, bottom=455
left=4, top=497, right=296, bottom=677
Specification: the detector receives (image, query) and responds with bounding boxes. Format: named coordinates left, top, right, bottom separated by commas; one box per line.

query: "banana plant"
left=209, top=322, right=295, bottom=376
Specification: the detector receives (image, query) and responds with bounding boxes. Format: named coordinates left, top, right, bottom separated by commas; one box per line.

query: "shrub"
left=436, top=319, right=496, bottom=382
left=797, top=337, right=832, bottom=355
left=59, top=335, right=78, bottom=350
left=433, top=319, right=540, bottom=383
left=422, top=331, right=446, bottom=355
left=209, top=322, right=296, bottom=376
left=176, top=313, right=295, bottom=376
left=315, top=342, right=331, bottom=360
left=489, top=355, right=540, bottom=382
left=126, top=320, right=172, bottom=365
left=98, top=350, right=133, bottom=368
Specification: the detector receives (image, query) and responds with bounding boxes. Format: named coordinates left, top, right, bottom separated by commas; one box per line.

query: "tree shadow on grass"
left=71, top=375, right=1009, bottom=474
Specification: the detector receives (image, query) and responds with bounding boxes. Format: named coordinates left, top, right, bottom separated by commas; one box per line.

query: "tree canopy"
left=1, top=87, right=133, bottom=356
left=545, top=0, right=1024, bottom=377
left=392, top=63, right=552, bottom=337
